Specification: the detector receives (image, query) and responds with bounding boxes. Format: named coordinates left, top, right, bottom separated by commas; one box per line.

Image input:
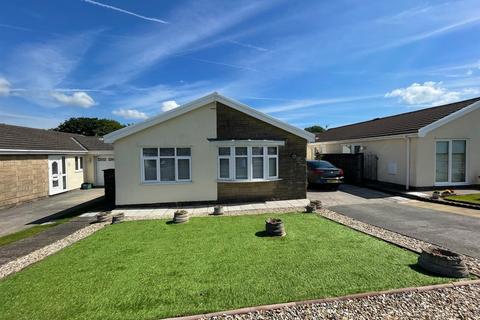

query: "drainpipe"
left=405, top=137, right=410, bottom=191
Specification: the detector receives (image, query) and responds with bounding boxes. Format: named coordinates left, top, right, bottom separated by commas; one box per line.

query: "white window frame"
left=434, top=139, right=468, bottom=186
left=218, top=147, right=233, bottom=180
left=217, top=146, right=279, bottom=182
left=75, top=156, right=84, bottom=172
left=140, top=147, right=192, bottom=184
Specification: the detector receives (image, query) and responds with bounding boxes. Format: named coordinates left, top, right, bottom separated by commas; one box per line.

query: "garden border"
left=161, top=279, right=480, bottom=320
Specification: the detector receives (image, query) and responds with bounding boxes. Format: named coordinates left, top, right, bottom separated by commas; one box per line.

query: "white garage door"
left=96, top=156, right=115, bottom=186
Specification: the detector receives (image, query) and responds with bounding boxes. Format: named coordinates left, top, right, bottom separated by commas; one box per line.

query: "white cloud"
left=385, top=81, right=475, bottom=105
left=0, top=78, right=11, bottom=96
left=161, top=100, right=179, bottom=112
left=51, top=91, right=96, bottom=108
left=112, top=108, right=148, bottom=120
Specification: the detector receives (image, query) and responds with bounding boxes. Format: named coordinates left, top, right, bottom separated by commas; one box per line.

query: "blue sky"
left=0, top=0, right=479, bottom=130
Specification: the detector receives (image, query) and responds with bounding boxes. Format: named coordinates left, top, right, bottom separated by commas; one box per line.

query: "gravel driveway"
left=308, top=185, right=480, bottom=258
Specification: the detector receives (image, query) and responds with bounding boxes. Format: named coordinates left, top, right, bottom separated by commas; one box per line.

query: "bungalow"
left=104, top=92, right=315, bottom=206
left=0, top=124, right=113, bottom=208
left=308, top=97, right=480, bottom=190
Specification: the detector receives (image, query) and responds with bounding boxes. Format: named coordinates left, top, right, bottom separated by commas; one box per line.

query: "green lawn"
left=0, top=213, right=452, bottom=320
left=445, top=193, right=480, bottom=205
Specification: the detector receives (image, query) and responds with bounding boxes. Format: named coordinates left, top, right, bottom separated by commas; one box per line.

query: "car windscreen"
left=308, top=161, right=336, bottom=169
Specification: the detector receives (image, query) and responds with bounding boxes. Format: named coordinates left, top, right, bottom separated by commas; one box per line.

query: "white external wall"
left=85, top=155, right=96, bottom=184
left=415, top=108, right=480, bottom=187
left=309, top=138, right=413, bottom=186
left=113, top=103, right=218, bottom=205
left=66, top=155, right=85, bottom=190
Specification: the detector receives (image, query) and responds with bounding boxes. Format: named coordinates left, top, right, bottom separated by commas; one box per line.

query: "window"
left=75, top=156, right=83, bottom=171
left=218, top=146, right=279, bottom=181
left=141, top=147, right=191, bottom=183
left=435, top=140, right=466, bottom=184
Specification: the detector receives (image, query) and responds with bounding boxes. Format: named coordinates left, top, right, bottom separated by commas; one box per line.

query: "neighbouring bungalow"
left=104, top=92, right=315, bottom=206
left=308, top=97, right=480, bottom=190
left=0, top=124, right=113, bottom=208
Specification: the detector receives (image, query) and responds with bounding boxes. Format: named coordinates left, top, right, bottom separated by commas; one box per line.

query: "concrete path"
left=81, top=198, right=310, bottom=219
left=0, top=217, right=95, bottom=266
left=308, top=185, right=480, bottom=258
left=0, top=188, right=105, bottom=237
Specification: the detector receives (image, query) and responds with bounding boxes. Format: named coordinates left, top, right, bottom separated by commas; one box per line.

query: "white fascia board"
left=0, top=149, right=88, bottom=155
left=87, top=150, right=114, bottom=155
left=418, top=100, right=480, bottom=137
left=209, top=139, right=285, bottom=146
left=104, top=92, right=315, bottom=143
left=311, top=133, right=418, bottom=145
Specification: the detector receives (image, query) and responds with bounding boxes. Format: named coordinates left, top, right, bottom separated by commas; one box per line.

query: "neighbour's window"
left=218, top=146, right=278, bottom=181
left=141, top=148, right=191, bottom=183
left=75, top=156, right=84, bottom=171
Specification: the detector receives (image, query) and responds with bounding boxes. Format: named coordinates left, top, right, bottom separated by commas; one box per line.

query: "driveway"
left=308, top=184, right=480, bottom=258
left=0, top=189, right=105, bottom=237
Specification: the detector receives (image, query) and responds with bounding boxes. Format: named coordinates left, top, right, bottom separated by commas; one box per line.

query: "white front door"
left=48, top=156, right=67, bottom=195
left=96, top=156, right=115, bottom=186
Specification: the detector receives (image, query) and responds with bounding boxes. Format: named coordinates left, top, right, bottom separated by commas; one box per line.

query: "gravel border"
left=0, top=221, right=108, bottom=279
left=317, top=208, right=480, bottom=276
left=195, top=282, right=480, bottom=320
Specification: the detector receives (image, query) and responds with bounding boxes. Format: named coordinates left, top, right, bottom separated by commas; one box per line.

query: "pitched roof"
left=104, top=92, right=316, bottom=143
left=0, top=123, right=112, bottom=152
left=315, top=97, right=480, bottom=142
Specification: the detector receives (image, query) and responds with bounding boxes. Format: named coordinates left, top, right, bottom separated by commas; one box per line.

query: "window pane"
left=218, top=147, right=230, bottom=156
left=160, top=148, right=175, bottom=156
left=62, top=176, right=67, bottom=190
left=178, top=159, right=190, bottom=180
left=62, top=157, right=66, bottom=174
left=235, top=147, right=247, bottom=156
left=177, top=148, right=191, bottom=156
left=235, top=157, right=248, bottom=179
left=143, top=148, right=158, bottom=157
left=144, top=159, right=157, bottom=181
left=452, top=140, right=466, bottom=182
left=267, top=147, right=277, bottom=155
left=435, top=142, right=449, bottom=183
left=252, top=157, right=264, bottom=178
left=74, top=157, right=78, bottom=171
left=80, top=157, right=83, bottom=169
left=160, top=158, right=175, bottom=181
left=252, top=147, right=263, bottom=155
left=269, top=158, right=277, bottom=177
left=219, top=158, right=230, bottom=178
left=52, top=161, right=58, bottom=175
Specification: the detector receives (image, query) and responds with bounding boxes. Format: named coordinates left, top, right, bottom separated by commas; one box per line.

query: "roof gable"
left=104, top=93, right=315, bottom=143
left=315, top=97, right=480, bottom=143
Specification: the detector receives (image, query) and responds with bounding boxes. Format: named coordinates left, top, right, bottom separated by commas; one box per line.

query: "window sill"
left=217, top=178, right=282, bottom=183
left=141, top=180, right=193, bottom=185
left=75, top=170, right=83, bottom=173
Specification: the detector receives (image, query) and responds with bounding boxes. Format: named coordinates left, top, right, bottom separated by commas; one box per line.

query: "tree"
left=53, top=117, right=125, bottom=136
left=304, top=125, right=326, bottom=133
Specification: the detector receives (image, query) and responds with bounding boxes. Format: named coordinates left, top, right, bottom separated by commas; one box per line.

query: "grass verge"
left=0, top=220, right=66, bottom=247
left=0, top=213, right=452, bottom=320
left=445, top=193, right=480, bottom=205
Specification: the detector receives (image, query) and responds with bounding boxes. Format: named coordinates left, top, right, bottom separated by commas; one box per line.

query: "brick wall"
left=216, top=102, right=307, bottom=202
left=0, top=155, right=49, bottom=208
